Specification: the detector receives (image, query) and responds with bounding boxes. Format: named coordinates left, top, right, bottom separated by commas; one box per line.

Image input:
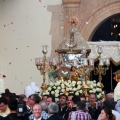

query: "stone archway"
left=80, top=1, right=120, bottom=41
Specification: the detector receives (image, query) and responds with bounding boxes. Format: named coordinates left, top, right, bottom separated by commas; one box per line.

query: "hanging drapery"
left=87, top=41, right=120, bottom=66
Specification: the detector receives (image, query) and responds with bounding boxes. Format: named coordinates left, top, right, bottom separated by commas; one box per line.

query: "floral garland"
left=43, top=79, right=104, bottom=101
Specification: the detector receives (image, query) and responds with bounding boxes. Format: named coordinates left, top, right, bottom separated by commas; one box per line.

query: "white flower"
left=69, top=88, right=72, bottom=91
left=90, top=85, right=93, bottom=89
left=73, top=88, right=77, bottom=91
left=55, top=94, right=59, bottom=97
left=77, top=81, right=81, bottom=85
left=47, top=87, right=51, bottom=91
left=72, top=83, right=76, bottom=87
left=55, top=90, right=59, bottom=93
left=89, top=90, right=93, bottom=93
left=75, top=92, right=79, bottom=96
left=97, top=82, right=101, bottom=87
left=50, top=82, right=54, bottom=86
left=51, top=91, right=55, bottom=95
left=72, top=81, right=76, bottom=84
left=79, top=90, right=83, bottom=93
left=56, top=81, right=60, bottom=85
left=54, top=83, right=57, bottom=86
left=77, top=85, right=81, bottom=90
left=61, top=89, right=65, bottom=92
left=57, top=87, right=61, bottom=90
left=55, top=98, right=59, bottom=102
left=65, top=92, right=68, bottom=96
left=92, top=89, right=96, bottom=93
left=61, top=84, right=65, bottom=88
left=93, top=83, right=96, bottom=87
left=93, top=80, right=96, bottom=83
left=68, top=80, right=71, bottom=83
left=66, top=88, right=69, bottom=91
left=43, top=92, right=47, bottom=95
left=96, top=88, right=100, bottom=92
left=45, top=90, right=48, bottom=93
left=53, top=86, right=56, bottom=89
left=87, top=81, right=91, bottom=85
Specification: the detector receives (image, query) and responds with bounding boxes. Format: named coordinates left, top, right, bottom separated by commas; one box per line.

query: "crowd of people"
left=0, top=83, right=120, bottom=120
left=0, top=91, right=120, bottom=120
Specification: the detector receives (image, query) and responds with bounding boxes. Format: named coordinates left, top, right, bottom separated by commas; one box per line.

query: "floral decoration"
left=43, top=79, right=104, bottom=101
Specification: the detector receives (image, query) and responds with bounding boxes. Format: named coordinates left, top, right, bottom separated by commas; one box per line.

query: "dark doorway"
left=91, top=14, right=120, bottom=93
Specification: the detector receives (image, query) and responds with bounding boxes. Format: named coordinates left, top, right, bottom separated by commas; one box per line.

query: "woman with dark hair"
left=100, top=107, right=116, bottom=120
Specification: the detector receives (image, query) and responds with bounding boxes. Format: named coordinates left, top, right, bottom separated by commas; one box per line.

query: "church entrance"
left=91, top=14, right=120, bottom=93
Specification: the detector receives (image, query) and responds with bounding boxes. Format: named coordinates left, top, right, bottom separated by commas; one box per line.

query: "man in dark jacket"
left=47, top=102, right=65, bottom=120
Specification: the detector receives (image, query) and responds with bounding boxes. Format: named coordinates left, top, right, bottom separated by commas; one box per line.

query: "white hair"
left=48, top=102, right=59, bottom=114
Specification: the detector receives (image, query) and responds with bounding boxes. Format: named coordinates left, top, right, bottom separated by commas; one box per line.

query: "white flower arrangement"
left=43, top=79, right=104, bottom=100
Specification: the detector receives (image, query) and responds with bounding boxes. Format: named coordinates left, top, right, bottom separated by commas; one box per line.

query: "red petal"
left=3, top=75, right=6, bottom=78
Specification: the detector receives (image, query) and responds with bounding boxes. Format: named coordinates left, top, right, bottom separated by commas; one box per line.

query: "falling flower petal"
left=2, top=75, right=6, bottom=78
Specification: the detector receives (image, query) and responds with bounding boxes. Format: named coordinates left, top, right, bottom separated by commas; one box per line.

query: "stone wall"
left=48, top=0, right=120, bottom=56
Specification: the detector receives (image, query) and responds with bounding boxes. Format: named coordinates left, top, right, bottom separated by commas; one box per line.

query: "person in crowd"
left=68, top=101, right=91, bottom=120
left=4, top=97, right=28, bottom=120
left=0, top=97, right=10, bottom=117
left=18, top=94, right=28, bottom=103
left=71, top=95, right=80, bottom=111
left=42, top=95, right=48, bottom=102
left=46, top=95, right=55, bottom=105
left=80, top=95, right=86, bottom=101
left=39, top=101, right=49, bottom=120
left=64, top=95, right=80, bottom=120
left=26, top=94, right=41, bottom=118
left=97, top=98, right=120, bottom=120
left=27, top=94, right=41, bottom=109
left=29, top=100, right=49, bottom=120
left=46, top=102, right=65, bottom=120
left=114, top=82, right=120, bottom=113
left=58, top=94, right=67, bottom=118
left=100, top=107, right=116, bottom=120
left=30, top=104, right=42, bottom=120
left=67, top=93, right=74, bottom=105
left=105, top=93, right=114, bottom=100
left=87, top=93, right=102, bottom=120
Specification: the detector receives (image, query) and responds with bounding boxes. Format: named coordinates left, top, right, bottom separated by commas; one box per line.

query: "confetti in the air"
left=2, top=75, right=6, bottom=78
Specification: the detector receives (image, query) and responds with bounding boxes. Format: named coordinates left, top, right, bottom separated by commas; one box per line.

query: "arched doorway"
left=91, top=14, right=120, bottom=93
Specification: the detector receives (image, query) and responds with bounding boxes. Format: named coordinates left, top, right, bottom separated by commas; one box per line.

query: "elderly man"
left=31, top=104, right=42, bottom=120
left=29, top=101, right=49, bottom=120
left=47, top=102, right=65, bottom=120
